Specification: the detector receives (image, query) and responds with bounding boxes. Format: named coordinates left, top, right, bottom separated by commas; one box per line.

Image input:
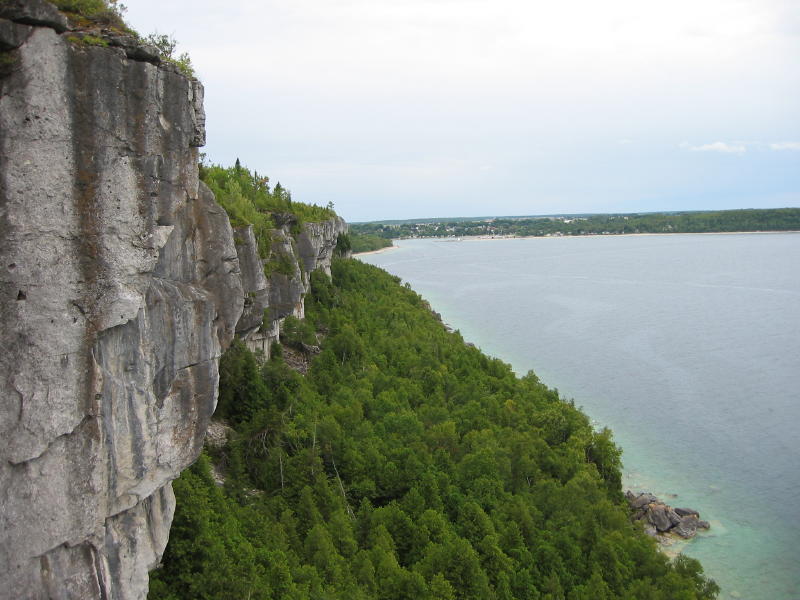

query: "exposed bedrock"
left=0, top=3, right=348, bottom=598
left=0, top=10, right=242, bottom=599
left=239, top=215, right=348, bottom=358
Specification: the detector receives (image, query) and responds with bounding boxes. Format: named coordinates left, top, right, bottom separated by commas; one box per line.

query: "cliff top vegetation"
left=202, top=160, right=337, bottom=254
left=44, top=0, right=195, bottom=76
left=50, top=0, right=129, bottom=31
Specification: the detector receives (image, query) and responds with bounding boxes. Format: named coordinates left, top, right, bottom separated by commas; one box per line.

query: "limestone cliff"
left=238, top=214, right=348, bottom=357
left=0, top=3, right=346, bottom=598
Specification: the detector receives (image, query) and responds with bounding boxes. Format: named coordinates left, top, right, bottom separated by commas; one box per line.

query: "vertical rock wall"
left=239, top=215, right=348, bottom=358
left=0, top=9, right=243, bottom=599
left=0, top=3, right=348, bottom=598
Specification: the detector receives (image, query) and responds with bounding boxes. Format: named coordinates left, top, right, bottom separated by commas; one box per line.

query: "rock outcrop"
left=239, top=215, right=347, bottom=358
left=626, top=491, right=710, bottom=540
left=0, top=4, right=348, bottom=598
left=0, top=5, right=241, bottom=598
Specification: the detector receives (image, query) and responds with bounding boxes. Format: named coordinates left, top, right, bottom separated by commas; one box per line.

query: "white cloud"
left=686, top=142, right=747, bottom=154
left=123, top=1, right=800, bottom=219
left=769, top=141, right=800, bottom=150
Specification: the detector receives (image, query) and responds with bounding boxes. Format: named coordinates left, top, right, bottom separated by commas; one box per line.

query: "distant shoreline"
left=352, top=230, right=800, bottom=255
left=352, top=245, right=400, bottom=256
left=388, top=230, right=800, bottom=243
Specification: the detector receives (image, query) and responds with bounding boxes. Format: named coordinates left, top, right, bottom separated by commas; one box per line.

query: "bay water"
left=360, top=233, right=800, bottom=600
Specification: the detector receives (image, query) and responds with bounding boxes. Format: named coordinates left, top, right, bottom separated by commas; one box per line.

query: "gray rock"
left=234, top=225, right=271, bottom=337
left=0, top=25, right=239, bottom=599
left=296, top=216, right=349, bottom=274
left=646, top=504, right=673, bottom=532
left=301, top=342, right=321, bottom=355
left=241, top=216, right=345, bottom=359
left=0, top=14, right=345, bottom=599
left=105, top=33, right=162, bottom=64
left=630, top=493, right=658, bottom=509
left=667, top=508, right=682, bottom=527
left=0, top=0, right=68, bottom=33
left=0, top=17, right=32, bottom=50
left=190, top=80, right=206, bottom=147
left=674, top=507, right=700, bottom=517
left=697, top=520, right=710, bottom=530
left=673, top=515, right=700, bottom=538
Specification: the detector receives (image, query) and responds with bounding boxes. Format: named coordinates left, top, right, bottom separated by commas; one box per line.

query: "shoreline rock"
left=625, top=490, right=710, bottom=540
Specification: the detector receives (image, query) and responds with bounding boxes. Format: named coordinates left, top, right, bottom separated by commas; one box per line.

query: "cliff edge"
left=0, top=2, right=345, bottom=598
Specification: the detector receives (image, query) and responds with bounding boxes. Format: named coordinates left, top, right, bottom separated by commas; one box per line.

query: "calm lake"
left=360, top=233, right=800, bottom=600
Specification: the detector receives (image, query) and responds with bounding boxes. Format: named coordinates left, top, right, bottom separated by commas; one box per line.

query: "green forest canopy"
left=149, top=258, right=718, bottom=600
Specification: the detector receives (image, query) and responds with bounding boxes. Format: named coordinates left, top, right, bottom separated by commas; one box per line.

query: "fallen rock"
left=673, top=515, right=699, bottom=539
left=631, top=493, right=658, bottom=509
left=626, top=490, right=709, bottom=541
left=647, top=504, right=673, bottom=532
left=667, top=508, right=683, bottom=527
left=206, top=420, right=234, bottom=450
left=301, top=342, right=321, bottom=355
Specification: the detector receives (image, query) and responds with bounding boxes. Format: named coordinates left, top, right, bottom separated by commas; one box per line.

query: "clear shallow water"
left=361, top=234, right=800, bottom=600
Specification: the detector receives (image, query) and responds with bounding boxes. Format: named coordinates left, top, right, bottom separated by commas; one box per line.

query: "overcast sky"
left=125, top=0, right=800, bottom=222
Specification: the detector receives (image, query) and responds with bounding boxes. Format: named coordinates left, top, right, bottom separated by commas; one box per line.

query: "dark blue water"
left=360, top=233, right=800, bottom=600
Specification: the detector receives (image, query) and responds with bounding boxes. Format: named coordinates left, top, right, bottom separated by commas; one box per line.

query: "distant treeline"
left=350, top=233, right=394, bottom=253
left=352, top=208, right=800, bottom=240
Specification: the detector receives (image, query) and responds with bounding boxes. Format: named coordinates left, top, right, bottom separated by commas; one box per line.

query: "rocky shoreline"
left=626, top=490, right=710, bottom=541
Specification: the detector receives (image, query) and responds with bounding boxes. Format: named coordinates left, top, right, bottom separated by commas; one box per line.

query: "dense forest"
left=352, top=207, right=800, bottom=240
left=149, top=257, right=719, bottom=599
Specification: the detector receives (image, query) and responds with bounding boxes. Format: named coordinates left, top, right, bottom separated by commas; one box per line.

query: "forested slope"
left=149, top=259, right=718, bottom=600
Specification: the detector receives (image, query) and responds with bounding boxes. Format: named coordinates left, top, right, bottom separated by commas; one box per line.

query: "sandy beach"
left=353, top=245, right=399, bottom=256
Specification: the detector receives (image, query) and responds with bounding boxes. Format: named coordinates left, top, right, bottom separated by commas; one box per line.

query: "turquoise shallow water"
left=361, top=233, right=800, bottom=600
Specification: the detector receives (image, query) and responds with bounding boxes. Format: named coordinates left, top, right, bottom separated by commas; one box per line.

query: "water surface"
left=361, top=233, right=800, bottom=600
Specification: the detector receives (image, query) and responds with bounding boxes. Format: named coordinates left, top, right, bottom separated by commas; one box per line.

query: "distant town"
left=348, top=208, right=800, bottom=252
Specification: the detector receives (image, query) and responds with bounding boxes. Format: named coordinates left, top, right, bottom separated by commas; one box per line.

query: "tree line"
left=352, top=208, right=800, bottom=240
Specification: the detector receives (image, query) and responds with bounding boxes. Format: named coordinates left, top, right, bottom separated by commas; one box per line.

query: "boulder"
left=646, top=504, right=673, bottom=532
left=630, top=493, right=658, bottom=509
left=673, top=515, right=700, bottom=539
left=667, top=508, right=683, bottom=527
left=674, top=507, right=700, bottom=517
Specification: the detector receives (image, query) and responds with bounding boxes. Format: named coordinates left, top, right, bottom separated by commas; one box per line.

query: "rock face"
left=0, top=8, right=242, bottom=599
left=240, top=215, right=348, bottom=358
left=0, top=5, right=348, bottom=598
